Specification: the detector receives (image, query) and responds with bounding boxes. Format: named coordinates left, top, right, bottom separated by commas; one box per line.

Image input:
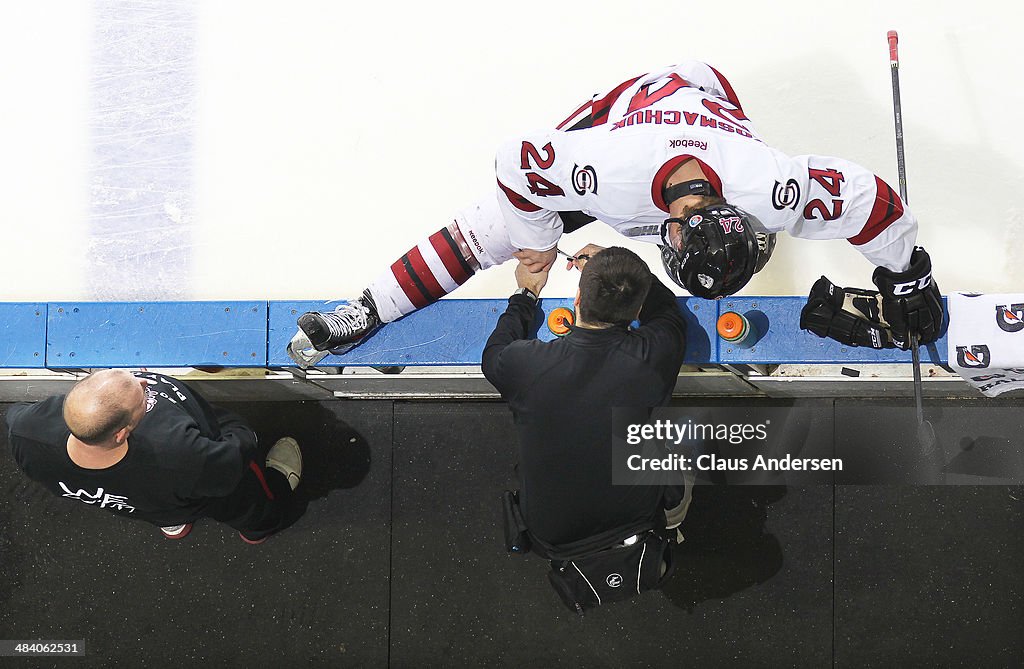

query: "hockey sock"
left=367, top=221, right=482, bottom=322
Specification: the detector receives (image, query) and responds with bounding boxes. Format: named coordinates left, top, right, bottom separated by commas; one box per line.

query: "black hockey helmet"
left=659, top=203, right=773, bottom=299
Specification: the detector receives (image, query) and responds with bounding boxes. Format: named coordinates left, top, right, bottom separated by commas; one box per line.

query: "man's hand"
left=513, top=247, right=557, bottom=274
left=566, top=243, right=606, bottom=271
left=515, top=261, right=549, bottom=297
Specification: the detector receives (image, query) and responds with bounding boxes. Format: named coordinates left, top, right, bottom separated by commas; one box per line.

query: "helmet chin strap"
left=660, top=217, right=686, bottom=248
left=661, top=179, right=719, bottom=246
left=662, top=179, right=717, bottom=207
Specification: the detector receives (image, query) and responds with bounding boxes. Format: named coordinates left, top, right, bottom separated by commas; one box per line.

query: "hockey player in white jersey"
left=287, top=60, right=943, bottom=366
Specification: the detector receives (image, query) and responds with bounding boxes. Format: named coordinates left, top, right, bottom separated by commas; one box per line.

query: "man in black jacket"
left=6, top=369, right=304, bottom=544
left=482, top=244, right=688, bottom=547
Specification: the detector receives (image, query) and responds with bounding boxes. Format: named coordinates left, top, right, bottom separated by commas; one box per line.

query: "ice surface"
left=87, top=0, right=197, bottom=299
left=0, top=1, right=1021, bottom=302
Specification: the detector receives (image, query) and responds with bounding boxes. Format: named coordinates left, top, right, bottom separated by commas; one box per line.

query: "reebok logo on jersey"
left=995, top=304, right=1024, bottom=332
left=956, top=344, right=991, bottom=369
left=468, top=230, right=485, bottom=255
left=571, top=164, right=598, bottom=195
left=668, top=138, right=707, bottom=151
left=772, top=179, right=800, bottom=211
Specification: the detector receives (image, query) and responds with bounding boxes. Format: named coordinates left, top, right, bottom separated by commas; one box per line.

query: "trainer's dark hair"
left=578, top=247, right=653, bottom=326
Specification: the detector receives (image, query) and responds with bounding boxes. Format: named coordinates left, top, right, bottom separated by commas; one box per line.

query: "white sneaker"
left=286, top=329, right=329, bottom=368
left=266, top=437, right=302, bottom=491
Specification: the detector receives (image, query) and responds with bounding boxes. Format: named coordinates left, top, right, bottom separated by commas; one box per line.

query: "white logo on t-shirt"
left=58, top=482, right=135, bottom=512
left=145, top=387, right=158, bottom=413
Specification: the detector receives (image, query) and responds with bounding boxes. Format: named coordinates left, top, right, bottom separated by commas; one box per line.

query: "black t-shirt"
left=482, top=276, right=687, bottom=547
left=5, top=372, right=258, bottom=527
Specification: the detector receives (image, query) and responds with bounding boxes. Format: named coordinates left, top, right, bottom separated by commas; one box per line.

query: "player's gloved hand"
left=800, top=276, right=894, bottom=349
left=871, top=246, right=944, bottom=349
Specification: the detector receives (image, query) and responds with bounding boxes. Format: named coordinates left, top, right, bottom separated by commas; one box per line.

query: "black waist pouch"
left=547, top=532, right=673, bottom=615
left=502, top=490, right=532, bottom=554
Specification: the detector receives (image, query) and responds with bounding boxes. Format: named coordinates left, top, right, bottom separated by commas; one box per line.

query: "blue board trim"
left=0, top=297, right=950, bottom=368
left=716, top=297, right=947, bottom=365
left=46, top=302, right=267, bottom=368
left=0, top=303, right=47, bottom=368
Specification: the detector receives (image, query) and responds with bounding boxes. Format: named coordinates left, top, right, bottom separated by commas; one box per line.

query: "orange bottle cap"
left=717, top=311, right=747, bottom=341
left=547, top=307, right=574, bottom=336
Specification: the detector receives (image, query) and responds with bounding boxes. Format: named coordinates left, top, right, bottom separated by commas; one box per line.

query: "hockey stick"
left=888, top=30, right=937, bottom=456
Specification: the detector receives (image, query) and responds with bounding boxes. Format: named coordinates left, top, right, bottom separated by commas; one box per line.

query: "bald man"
left=5, top=370, right=304, bottom=544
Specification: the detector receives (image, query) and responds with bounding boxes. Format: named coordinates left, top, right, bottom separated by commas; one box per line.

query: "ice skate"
left=291, top=291, right=382, bottom=364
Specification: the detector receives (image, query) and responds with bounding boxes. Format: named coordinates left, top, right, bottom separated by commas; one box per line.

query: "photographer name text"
left=626, top=453, right=842, bottom=472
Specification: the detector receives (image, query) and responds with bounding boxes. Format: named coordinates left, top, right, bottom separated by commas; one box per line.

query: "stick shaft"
left=911, top=335, right=924, bottom=423
left=888, top=31, right=932, bottom=450
left=888, top=30, right=909, bottom=203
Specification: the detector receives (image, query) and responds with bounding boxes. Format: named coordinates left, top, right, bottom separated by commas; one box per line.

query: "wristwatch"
left=513, top=287, right=538, bottom=303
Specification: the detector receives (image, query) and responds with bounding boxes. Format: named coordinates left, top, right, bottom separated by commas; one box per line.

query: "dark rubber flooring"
left=1, top=399, right=1021, bottom=668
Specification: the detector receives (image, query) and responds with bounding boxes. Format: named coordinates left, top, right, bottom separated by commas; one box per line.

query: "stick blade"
left=917, top=419, right=936, bottom=454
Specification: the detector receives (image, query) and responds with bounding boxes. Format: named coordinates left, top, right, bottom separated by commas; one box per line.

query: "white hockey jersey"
left=494, top=61, right=916, bottom=272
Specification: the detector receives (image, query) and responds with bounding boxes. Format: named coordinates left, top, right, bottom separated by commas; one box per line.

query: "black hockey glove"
left=871, top=246, right=944, bottom=349
left=800, top=276, right=894, bottom=349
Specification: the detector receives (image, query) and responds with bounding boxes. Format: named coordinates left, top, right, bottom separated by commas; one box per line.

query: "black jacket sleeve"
left=175, top=383, right=258, bottom=498
left=636, top=275, right=687, bottom=371
left=175, top=377, right=259, bottom=461
left=482, top=294, right=539, bottom=395
left=184, top=428, right=255, bottom=499
left=142, top=376, right=258, bottom=499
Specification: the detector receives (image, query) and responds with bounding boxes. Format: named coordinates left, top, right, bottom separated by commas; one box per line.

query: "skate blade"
left=286, top=331, right=329, bottom=368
